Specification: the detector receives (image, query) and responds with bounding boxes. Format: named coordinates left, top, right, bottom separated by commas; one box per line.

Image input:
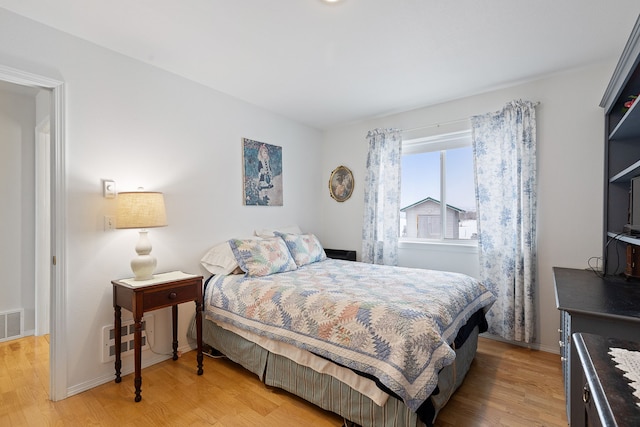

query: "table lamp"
left=116, top=191, right=167, bottom=280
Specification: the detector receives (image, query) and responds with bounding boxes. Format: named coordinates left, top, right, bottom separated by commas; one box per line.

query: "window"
left=400, top=130, right=477, bottom=241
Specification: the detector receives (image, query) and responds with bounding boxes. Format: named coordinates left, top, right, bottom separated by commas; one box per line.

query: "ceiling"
left=1, top=1, right=640, bottom=130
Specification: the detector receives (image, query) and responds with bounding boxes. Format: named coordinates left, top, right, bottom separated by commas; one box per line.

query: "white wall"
left=0, top=87, right=36, bottom=333
left=0, top=9, right=324, bottom=395
left=321, top=62, right=613, bottom=353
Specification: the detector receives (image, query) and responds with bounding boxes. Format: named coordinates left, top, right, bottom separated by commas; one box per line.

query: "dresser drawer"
left=143, top=282, right=200, bottom=310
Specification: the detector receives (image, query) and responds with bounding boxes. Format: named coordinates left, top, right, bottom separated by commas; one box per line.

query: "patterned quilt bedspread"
left=204, top=259, right=495, bottom=412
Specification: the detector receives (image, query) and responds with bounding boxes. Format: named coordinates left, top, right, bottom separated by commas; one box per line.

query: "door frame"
left=0, top=64, right=67, bottom=401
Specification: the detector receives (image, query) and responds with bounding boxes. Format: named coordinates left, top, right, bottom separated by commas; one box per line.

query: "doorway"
left=35, top=116, right=51, bottom=337
left=0, top=80, right=43, bottom=341
left=0, top=64, right=67, bottom=401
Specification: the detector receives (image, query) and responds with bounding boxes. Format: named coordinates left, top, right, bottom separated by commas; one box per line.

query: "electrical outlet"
left=104, top=215, right=115, bottom=231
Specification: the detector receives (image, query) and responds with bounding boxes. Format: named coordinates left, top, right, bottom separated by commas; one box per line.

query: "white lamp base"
left=131, top=230, right=157, bottom=281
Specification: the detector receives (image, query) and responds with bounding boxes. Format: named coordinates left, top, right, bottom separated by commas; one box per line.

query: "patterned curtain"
left=362, top=128, right=402, bottom=265
left=471, top=100, right=537, bottom=343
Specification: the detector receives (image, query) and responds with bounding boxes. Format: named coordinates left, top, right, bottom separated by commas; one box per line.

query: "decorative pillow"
left=254, top=225, right=303, bottom=238
left=275, top=232, right=327, bottom=267
left=200, top=237, right=261, bottom=275
left=229, top=237, right=298, bottom=276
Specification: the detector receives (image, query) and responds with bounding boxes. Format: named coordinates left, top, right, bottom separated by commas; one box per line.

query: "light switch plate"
left=103, top=180, right=116, bottom=198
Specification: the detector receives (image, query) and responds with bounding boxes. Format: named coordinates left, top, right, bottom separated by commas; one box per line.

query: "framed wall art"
left=242, top=138, right=283, bottom=206
left=329, top=165, right=354, bottom=202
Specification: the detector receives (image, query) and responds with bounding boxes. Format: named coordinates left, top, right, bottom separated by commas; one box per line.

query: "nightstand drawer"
left=143, top=283, right=199, bottom=310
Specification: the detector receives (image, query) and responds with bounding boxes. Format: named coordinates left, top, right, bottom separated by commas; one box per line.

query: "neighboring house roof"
left=400, top=197, right=466, bottom=213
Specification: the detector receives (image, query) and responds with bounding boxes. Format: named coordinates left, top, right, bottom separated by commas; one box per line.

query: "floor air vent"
left=0, top=309, right=24, bottom=342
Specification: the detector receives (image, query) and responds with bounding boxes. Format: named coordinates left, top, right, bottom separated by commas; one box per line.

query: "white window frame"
left=400, top=129, right=477, bottom=247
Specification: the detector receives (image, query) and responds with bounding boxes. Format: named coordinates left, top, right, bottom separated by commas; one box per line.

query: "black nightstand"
left=325, top=249, right=356, bottom=261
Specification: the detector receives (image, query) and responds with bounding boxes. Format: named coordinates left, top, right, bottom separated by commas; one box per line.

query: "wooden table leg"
left=196, top=299, right=203, bottom=375
left=133, top=315, right=143, bottom=402
left=172, top=305, right=178, bottom=361
left=114, top=305, right=122, bottom=383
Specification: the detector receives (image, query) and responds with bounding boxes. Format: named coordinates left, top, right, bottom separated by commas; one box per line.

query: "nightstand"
left=112, top=271, right=204, bottom=402
left=324, top=248, right=356, bottom=261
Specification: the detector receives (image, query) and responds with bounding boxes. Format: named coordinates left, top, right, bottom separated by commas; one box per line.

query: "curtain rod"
left=402, top=117, right=470, bottom=133
left=402, top=101, right=540, bottom=134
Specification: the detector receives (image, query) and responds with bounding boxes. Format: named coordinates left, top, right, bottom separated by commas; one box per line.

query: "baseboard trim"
left=66, top=344, right=193, bottom=398
left=480, top=333, right=559, bottom=355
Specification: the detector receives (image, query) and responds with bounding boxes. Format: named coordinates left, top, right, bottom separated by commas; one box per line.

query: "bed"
left=192, top=232, right=495, bottom=427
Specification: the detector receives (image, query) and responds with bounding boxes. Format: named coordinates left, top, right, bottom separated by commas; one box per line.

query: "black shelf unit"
left=601, top=15, right=640, bottom=275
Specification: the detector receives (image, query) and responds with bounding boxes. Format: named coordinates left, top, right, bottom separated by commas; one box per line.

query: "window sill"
left=398, top=238, right=478, bottom=254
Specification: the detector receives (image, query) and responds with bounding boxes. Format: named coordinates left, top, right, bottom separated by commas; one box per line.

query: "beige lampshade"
left=115, top=192, right=168, bottom=229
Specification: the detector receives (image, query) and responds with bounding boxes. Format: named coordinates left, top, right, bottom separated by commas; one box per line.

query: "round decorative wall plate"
left=329, top=165, right=354, bottom=202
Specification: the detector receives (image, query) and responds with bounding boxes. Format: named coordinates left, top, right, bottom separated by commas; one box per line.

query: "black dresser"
left=554, top=267, right=640, bottom=426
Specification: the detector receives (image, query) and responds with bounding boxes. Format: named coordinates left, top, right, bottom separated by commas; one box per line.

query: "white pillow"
left=200, top=237, right=261, bottom=275
left=254, top=225, right=302, bottom=238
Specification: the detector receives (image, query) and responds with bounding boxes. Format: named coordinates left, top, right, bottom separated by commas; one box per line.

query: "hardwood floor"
left=0, top=335, right=567, bottom=426
left=436, top=338, right=567, bottom=427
